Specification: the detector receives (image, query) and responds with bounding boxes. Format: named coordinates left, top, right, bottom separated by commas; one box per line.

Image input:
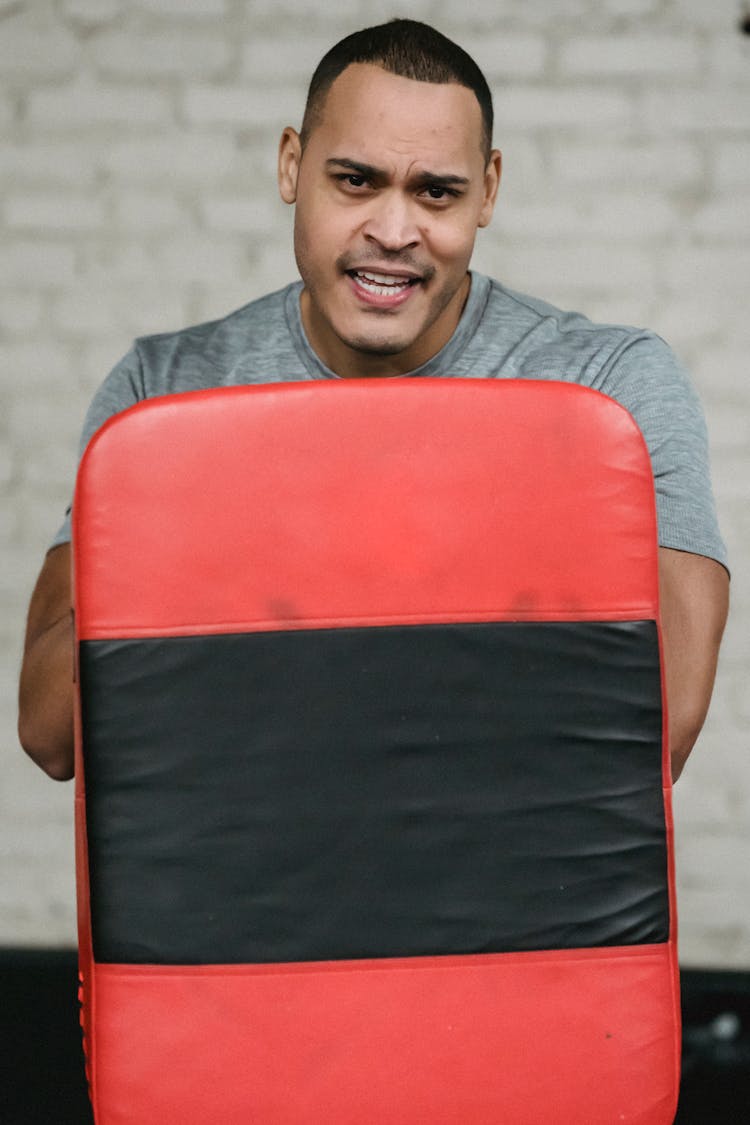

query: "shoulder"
left=473, top=277, right=693, bottom=396
left=480, top=278, right=652, bottom=376
left=132, top=284, right=300, bottom=391
left=473, top=276, right=727, bottom=566
left=77, top=283, right=303, bottom=458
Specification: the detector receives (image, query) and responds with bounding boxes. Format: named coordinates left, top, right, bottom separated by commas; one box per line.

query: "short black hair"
left=300, top=18, right=493, bottom=162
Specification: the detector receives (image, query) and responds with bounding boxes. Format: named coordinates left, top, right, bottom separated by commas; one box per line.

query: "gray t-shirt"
left=53, top=272, right=727, bottom=568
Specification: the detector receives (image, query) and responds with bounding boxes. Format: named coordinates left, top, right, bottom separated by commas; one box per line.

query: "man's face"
left=278, top=63, right=501, bottom=377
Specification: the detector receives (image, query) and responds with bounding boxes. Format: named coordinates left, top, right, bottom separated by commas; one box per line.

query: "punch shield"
left=73, top=379, right=680, bottom=1124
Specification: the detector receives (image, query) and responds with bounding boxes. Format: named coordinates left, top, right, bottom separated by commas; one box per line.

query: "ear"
left=478, top=149, right=502, bottom=229
left=278, top=127, right=302, bottom=205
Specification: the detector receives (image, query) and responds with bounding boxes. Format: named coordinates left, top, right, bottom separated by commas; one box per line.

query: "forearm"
left=18, top=543, right=76, bottom=781
left=18, top=611, right=75, bottom=780
left=658, top=548, right=729, bottom=782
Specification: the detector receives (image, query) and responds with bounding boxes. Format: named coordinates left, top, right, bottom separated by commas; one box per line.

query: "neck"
left=300, top=273, right=471, bottom=379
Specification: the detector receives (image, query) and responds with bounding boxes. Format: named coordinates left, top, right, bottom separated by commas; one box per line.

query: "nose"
left=361, top=190, right=420, bottom=251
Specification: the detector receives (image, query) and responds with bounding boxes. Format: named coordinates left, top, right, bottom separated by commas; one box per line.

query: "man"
left=19, top=18, right=728, bottom=783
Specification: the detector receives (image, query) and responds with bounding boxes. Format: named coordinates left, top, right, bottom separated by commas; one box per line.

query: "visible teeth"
left=354, top=270, right=415, bottom=296
left=360, top=270, right=409, bottom=285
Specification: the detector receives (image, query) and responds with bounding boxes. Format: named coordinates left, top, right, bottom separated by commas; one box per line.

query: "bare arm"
left=18, top=543, right=75, bottom=781
left=658, top=546, right=729, bottom=783
left=16, top=541, right=727, bottom=784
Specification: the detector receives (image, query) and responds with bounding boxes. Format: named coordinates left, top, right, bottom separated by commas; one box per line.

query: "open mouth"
left=347, top=270, right=421, bottom=298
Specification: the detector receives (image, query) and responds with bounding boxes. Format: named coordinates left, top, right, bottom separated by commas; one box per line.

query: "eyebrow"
left=325, top=157, right=470, bottom=188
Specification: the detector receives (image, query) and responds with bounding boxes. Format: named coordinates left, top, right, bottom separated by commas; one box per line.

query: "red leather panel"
left=73, top=380, right=659, bottom=640
left=89, top=946, right=679, bottom=1125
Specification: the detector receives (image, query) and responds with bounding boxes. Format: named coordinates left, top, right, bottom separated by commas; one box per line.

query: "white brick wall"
left=2, top=0, right=748, bottom=967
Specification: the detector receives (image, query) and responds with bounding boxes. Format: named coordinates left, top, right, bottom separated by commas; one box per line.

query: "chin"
left=343, top=335, right=413, bottom=358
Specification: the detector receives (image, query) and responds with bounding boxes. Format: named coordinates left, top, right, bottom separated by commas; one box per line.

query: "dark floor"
left=2, top=949, right=749, bottom=1124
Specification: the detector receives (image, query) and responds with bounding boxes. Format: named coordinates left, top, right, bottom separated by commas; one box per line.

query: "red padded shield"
left=73, top=379, right=679, bottom=1124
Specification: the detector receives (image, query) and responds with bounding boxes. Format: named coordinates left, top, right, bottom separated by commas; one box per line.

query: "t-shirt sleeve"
left=599, top=334, right=728, bottom=570
left=49, top=346, right=145, bottom=548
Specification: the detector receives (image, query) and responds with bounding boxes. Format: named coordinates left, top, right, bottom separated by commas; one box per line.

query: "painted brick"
left=114, top=192, right=186, bottom=232
left=0, top=291, right=44, bottom=335
left=98, top=289, right=191, bottom=338
left=0, top=94, right=12, bottom=130
left=711, top=613, right=750, bottom=672
left=0, top=501, right=21, bottom=544
left=692, top=195, right=750, bottom=238
left=664, top=247, right=750, bottom=295
left=550, top=140, right=703, bottom=188
left=597, top=0, right=661, bottom=15
left=154, top=235, right=248, bottom=283
left=495, top=86, right=633, bottom=130
left=568, top=295, right=654, bottom=330
left=61, top=0, right=123, bottom=25
left=52, top=287, right=121, bottom=337
left=199, top=194, right=283, bottom=233
left=0, top=542, right=41, bottom=600
left=0, top=853, right=77, bottom=948
left=0, top=440, right=14, bottom=489
left=0, top=11, right=79, bottom=79
left=486, top=238, right=655, bottom=294
left=188, top=284, right=270, bottom=326
left=8, top=396, right=85, bottom=448
left=641, top=89, right=750, bottom=132
left=456, top=34, right=548, bottom=80
left=0, top=241, right=77, bottom=286
left=246, top=0, right=386, bottom=21
left=707, top=406, right=750, bottom=450
left=245, top=239, right=299, bottom=296
left=242, top=35, right=338, bottom=81
left=678, top=832, right=750, bottom=894
left=182, top=84, right=304, bottom=129
left=709, top=34, right=750, bottom=84
left=0, top=344, right=76, bottom=390
left=18, top=494, right=76, bottom=547
left=93, top=30, right=231, bottom=79
left=669, top=928, right=749, bottom=970
left=734, top=675, right=750, bottom=724
left=2, top=0, right=749, bottom=967
left=653, top=305, right=742, bottom=351
left=559, top=36, right=700, bottom=77
left=673, top=777, right=735, bottom=830
left=28, top=79, right=173, bottom=129
left=715, top=141, right=750, bottom=186
left=5, top=192, right=106, bottom=232
left=135, top=0, right=228, bottom=13
left=712, top=457, right=750, bottom=505
left=495, top=194, right=677, bottom=240
left=435, top=0, right=589, bottom=30
left=0, top=141, right=99, bottom=186
left=495, top=136, right=546, bottom=195
left=101, top=134, right=236, bottom=182
left=676, top=0, right=748, bottom=28
left=79, top=243, right=154, bottom=284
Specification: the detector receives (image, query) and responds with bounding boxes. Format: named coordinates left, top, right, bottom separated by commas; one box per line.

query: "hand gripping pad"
left=73, top=380, right=680, bottom=1124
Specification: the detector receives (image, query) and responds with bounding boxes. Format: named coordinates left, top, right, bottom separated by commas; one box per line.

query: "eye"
left=420, top=183, right=460, bottom=202
left=335, top=173, right=369, bottom=190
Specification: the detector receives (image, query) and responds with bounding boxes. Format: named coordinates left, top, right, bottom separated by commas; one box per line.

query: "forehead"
left=310, top=62, right=485, bottom=167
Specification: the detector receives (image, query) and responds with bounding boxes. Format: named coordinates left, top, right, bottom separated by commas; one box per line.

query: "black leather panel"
left=80, top=621, right=668, bottom=964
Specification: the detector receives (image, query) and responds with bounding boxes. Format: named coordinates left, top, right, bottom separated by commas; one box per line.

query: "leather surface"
left=73, top=379, right=679, bottom=1124
left=89, top=946, right=678, bottom=1125
left=73, top=379, right=659, bottom=639
left=81, top=621, right=667, bottom=965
